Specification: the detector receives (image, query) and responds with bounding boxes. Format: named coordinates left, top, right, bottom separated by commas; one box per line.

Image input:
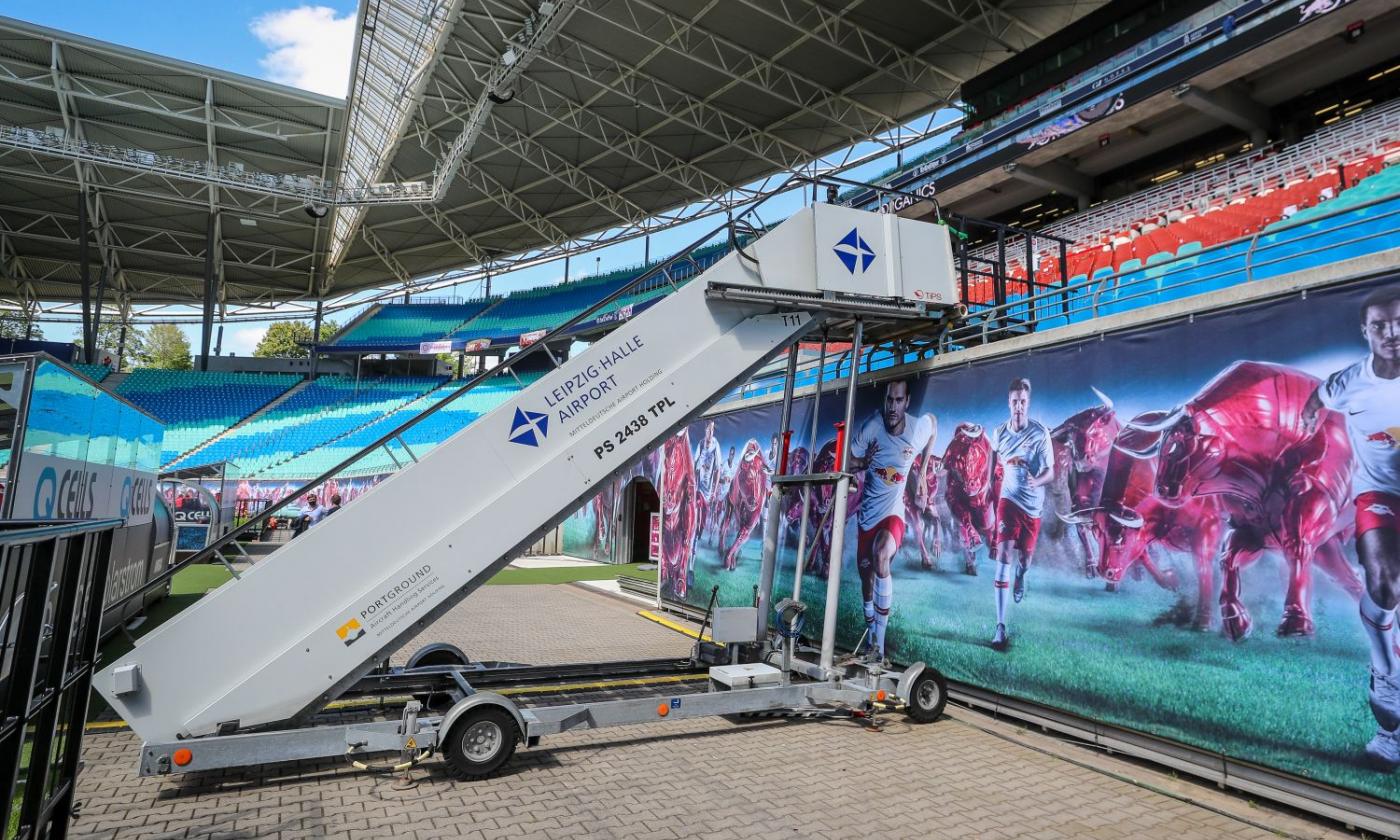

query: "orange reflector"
left=875, top=690, right=887, bottom=702
left=172, top=748, right=193, bottom=767
left=657, top=704, right=669, bottom=717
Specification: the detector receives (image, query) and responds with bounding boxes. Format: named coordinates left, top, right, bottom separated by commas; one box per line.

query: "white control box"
left=711, top=606, right=759, bottom=643
left=709, top=662, right=783, bottom=689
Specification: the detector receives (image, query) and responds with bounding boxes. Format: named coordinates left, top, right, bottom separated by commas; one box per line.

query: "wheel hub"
left=462, top=720, right=503, bottom=761
left=917, top=679, right=940, bottom=709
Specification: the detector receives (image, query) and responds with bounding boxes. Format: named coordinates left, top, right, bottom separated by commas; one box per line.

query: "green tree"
left=0, top=310, right=43, bottom=341
left=74, top=320, right=145, bottom=370
left=253, top=319, right=339, bottom=358
left=140, top=323, right=192, bottom=370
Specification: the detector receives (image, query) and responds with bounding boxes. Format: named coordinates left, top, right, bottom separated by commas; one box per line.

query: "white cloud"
left=224, top=326, right=268, bottom=356
left=250, top=5, right=356, bottom=98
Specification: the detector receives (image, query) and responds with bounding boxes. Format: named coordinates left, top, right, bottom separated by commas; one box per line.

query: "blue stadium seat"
left=116, top=370, right=301, bottom=464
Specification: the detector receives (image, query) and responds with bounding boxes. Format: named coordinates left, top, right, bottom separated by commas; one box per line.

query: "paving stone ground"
left=73, top=585, right=1358, bottom=840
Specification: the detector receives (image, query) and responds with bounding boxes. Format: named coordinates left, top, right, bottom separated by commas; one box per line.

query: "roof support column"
left=200, top=211, right=216, bottom=371
left=311, top=299, right=323, bottom=380
left=78, top=193, right=93, bottom=363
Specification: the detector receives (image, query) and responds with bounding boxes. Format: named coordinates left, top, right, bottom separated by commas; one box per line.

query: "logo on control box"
left=833, top=228, right=875, bottom=275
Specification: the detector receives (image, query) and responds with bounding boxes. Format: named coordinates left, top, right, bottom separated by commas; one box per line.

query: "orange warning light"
left=875, top=690, right=887, bottom=702
left=657, top=704, right=670, bottom=717
left=172, top=748, right=193, bottom=767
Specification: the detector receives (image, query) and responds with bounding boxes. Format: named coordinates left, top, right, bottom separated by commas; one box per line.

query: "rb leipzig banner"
left=565, top=275, right=1400, bottom=806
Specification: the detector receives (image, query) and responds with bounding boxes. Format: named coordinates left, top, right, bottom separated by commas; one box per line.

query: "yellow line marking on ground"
left=497, top=673, right=707, bottom=695
left=637, top=609, right=711, bottom=641
left=84, top=673, right=709, bottom=733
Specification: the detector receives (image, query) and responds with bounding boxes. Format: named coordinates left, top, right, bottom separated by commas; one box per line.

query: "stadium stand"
left=327, top=301, right=498, bottom=350
left=167, top=375, right=446, bottom=474
left=257, top=373, right=538, bottom=480
left=450, top=242, right=734, bottom=345
left=72, top=363, right=112, bottom=383
left=325, top=241, right=737, bottom=353
left=115, top=369, right=301, bottom=464
left=962, top=102, right=1400, bottom=309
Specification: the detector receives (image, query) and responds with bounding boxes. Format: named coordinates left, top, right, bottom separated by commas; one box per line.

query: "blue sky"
left=7, top=3, right=956, bottom=356
left=4, top=1, right=359, bottom=96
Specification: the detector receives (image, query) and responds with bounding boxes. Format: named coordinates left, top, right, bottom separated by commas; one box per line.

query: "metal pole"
left=819, top=318, right=863, bottom=676
left=756, top=347, right=799, bottom=640
left=311, top=299, right=323, bottom=379
left=92, top=265, right=107, bottom=355
left=116, top=323, right=126, bottom=371
left=788, top=332, right=827, bottom=667
left=644, top=235, right=651, bottom=265
left=792, top=332, right=827, bottom=605
left=78, top=195, right=93, bottom=363
left=214, top=323, right=224, bottom=357
left=199, top=212, right=216, bottom=371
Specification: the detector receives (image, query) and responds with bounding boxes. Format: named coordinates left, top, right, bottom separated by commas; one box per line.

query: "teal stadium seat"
left=116, top=370, right=301, bottom=464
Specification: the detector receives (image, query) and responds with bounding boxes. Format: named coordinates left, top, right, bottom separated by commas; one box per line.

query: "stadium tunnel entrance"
left=619, top=476, right=659, bottom=566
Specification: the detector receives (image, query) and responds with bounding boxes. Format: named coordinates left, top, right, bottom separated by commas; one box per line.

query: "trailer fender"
left=895, top=661, right=926, bottom=705
left=440, top=692, right=526, bottom=747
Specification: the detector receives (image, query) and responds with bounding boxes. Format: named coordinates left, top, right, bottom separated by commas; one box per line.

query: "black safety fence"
left=0, top=518, right=121, bottom=840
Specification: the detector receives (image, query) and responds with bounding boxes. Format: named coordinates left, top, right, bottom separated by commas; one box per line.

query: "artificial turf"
left=485, top=562, right=657, bottom=585
left=676, top=517, right=1400, bottom=808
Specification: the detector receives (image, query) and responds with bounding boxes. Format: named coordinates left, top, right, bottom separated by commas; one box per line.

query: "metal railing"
left=0, top=124, right=430, bottom=207
left=947, top=186, right=1400, bottom=348
left=728, top=183, right=1400, bottom=400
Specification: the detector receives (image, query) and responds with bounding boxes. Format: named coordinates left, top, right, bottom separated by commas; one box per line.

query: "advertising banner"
left=419, top=340, right=456, bottom=355
left=565, top=276, right=1400, bottom=805
left=11, top=360, right=163, bottom=526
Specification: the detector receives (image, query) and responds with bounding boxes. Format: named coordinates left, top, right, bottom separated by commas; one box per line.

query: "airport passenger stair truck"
left=97, top=201, right=961, bottom=779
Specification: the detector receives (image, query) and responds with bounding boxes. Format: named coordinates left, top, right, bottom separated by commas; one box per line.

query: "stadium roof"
left=0, top=15, right=344, bottom=318
left=0, top=0, right=1104, bottom=320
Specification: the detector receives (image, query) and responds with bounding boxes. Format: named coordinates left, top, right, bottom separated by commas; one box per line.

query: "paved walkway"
left=73, top=585, right=1355, bottom=840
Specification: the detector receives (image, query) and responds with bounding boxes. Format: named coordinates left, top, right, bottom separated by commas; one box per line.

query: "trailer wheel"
left=407, top=643, right=471, bottom=712
left=444, top=706, right=518, bottom=779
left=905, top=668, right=947, bottom=724
left=406, top=642, right=471, bottom=669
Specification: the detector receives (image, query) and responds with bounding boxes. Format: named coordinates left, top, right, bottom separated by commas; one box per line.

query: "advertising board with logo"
left=561, top=275, right=1400, bottom=806
left=9, top=360, right=163, bottom=526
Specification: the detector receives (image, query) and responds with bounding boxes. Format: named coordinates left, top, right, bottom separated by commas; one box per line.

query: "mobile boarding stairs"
left=97, top=198, right=961, bottom=779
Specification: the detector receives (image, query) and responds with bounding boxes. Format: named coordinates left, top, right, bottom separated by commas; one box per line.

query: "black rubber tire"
left=406, top=642, right=471, bottom=669
left=444, top=706, right=519, bottom=780
left=905, top=668, right=948, bottom=724
left=408, top=644, right=472, bottom=712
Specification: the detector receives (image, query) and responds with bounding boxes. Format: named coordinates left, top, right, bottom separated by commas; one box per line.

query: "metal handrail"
left=948, top=185, right=1400, bottom=346
left=109, top=182, right=797, bottom=609
left=0, top=518, right=124, bottom=546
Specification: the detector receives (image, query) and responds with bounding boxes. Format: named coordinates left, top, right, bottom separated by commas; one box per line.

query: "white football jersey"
left=851, top=412, right=935, bottom=530
left=1319, top=355, right=1400, bottom=498
left=992, top=419, right=1053, bottom=517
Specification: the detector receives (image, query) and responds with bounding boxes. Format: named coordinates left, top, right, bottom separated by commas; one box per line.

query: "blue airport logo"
left=833, top=228, right=875, bottom=274
left=508, top=407, right=550, bottom=447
